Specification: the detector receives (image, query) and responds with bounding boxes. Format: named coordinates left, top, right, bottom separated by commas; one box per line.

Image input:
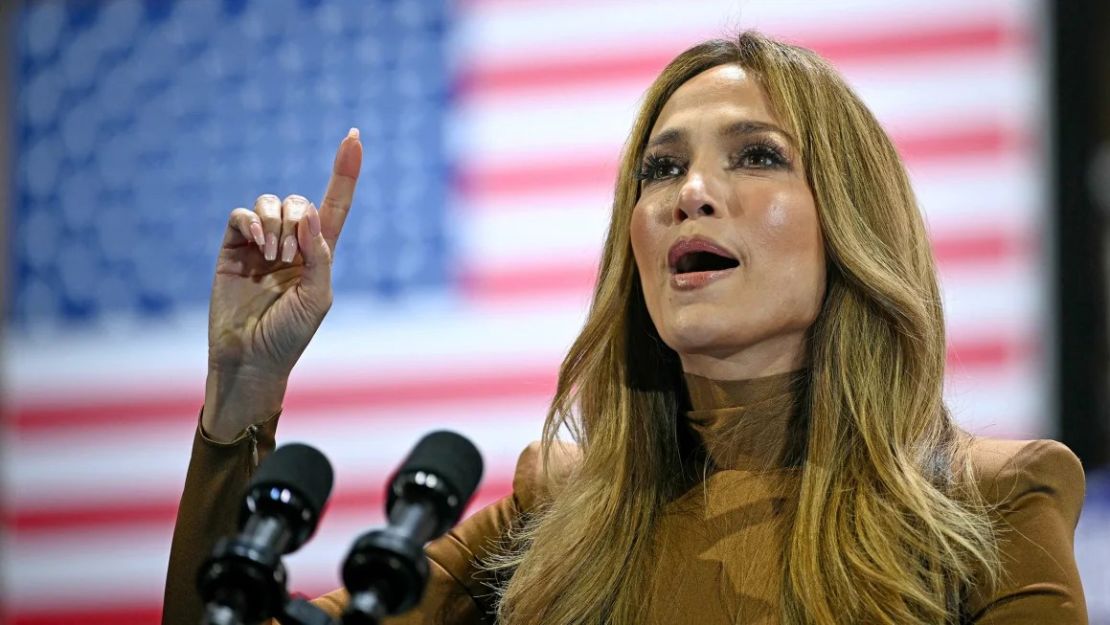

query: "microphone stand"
left=341, top=499, right=436, bottom=625
left=340, top=431, right=483, bottom=625
left=200, top=579, right=340, bottom=625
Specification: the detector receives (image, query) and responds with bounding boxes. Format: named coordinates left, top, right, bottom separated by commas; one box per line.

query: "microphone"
left=198, top=443, right=335, bottom=625
left=341, top=431, right=484, bottom=625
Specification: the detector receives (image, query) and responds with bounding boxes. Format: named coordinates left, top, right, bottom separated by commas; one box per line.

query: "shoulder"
left=511, top=440, right=581, bottom=512
left=965, top=436, right=1085, bottom=526
left=960, top=436, right=1089, bottom=620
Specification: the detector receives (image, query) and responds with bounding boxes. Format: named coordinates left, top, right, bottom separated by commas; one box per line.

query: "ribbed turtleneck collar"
left=683, top=369, right=809, bottom=471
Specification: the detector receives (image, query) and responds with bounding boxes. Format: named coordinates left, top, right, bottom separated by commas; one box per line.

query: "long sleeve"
left=967, top=439, right=1088, bottom=624
left=162, top=411, right=282, bottom=625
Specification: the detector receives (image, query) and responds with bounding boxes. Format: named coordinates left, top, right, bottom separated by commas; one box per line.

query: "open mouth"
left=673, top=250, right=740, bottom=274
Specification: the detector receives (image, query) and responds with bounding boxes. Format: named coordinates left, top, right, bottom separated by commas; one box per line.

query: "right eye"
left=636, top=154, right=685, bottom=183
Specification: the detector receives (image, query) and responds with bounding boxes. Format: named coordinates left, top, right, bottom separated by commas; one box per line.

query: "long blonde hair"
left=487, top=31, right=1000, bottom=625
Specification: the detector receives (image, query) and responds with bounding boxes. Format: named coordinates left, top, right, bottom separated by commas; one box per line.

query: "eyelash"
left=635, top=141, right=791, bottom=183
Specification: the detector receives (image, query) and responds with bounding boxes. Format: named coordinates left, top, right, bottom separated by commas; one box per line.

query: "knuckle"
left=255, top=194, right=280, bottom=209
left=254, top=199, right=281, bottom=223
left=282, top=196, right=309, bottom=224
left=240, top=209, right=260, bottom=224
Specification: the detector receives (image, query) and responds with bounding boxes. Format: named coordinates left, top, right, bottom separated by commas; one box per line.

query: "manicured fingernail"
left=308, top=203, right=321, bottom=237
left=265, top=233, right=277, bottom=261
left=249, top=222, right=265, bottom=247
left=347, top=127, right=359, bottom=140
left=281, top=236, right=296, bottom=263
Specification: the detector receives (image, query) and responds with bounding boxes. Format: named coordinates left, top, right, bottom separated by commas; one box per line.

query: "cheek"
left=629, top=202, right=656, bottom=273
left=765, top=203, right=788, bottom=229
left=629, top=202, right=670, bottom=329
left=751, top=193, right=825, bottom=305
left=757, top=192, right=821, bottom=263
left=629, top=205, right=645, bottom=260
left=772, top=199, right=825, bottom=311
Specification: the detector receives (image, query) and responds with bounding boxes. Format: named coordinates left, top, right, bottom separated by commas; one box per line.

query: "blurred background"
left=1, top=0, right=1107, bottom=623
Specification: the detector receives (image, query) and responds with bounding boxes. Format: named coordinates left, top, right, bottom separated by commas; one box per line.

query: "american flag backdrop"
left=3, top=0, right=1107, bottom=623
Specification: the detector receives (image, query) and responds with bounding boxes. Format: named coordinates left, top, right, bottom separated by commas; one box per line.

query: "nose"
left=673, top=171, right=718, bottom=223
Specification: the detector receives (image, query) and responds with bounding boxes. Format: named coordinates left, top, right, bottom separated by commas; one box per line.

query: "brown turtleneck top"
left=163, top=371, right=1087, bottom=624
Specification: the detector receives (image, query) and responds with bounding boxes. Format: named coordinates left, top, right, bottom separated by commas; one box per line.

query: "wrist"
left=202, top=367, right=288, bottom=442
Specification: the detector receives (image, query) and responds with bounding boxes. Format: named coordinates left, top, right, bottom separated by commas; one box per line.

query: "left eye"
left=737, top=146, right=786, bottom=169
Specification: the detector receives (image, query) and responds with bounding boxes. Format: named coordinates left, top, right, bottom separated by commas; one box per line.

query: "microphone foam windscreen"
left=401, top=431, right=484, bottom=501
left=250, top=442, right=335, bottom=518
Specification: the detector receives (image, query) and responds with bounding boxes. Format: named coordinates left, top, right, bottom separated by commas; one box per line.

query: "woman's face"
left=630, top=64, right=826, bottom=380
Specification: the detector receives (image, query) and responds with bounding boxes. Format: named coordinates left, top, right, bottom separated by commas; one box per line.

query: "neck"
left=682, top=368, right=810, bottom=470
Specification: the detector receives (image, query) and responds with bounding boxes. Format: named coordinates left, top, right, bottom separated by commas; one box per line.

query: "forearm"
left=162, top=409, right=281, bottom=625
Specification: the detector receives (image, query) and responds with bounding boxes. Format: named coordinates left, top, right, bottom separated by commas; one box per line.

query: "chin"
left=656, top=308, right=736, bottom=356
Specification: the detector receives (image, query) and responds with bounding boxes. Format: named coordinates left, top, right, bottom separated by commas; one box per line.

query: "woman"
left=164, top=32, right=1087, bottom=625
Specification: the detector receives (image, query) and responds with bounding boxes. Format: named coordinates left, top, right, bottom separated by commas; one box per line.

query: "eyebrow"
left=645, top=120, right=796, bottom=150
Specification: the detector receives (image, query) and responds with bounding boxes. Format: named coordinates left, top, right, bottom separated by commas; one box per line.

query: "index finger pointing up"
left=319, top=127, right=363, bottom=251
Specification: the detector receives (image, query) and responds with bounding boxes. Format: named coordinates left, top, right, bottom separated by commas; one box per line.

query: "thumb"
left=297, top=203, right=333, bottom=297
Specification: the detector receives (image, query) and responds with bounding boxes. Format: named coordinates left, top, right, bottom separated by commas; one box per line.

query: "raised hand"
left=202, top=129, right=363, bottom=440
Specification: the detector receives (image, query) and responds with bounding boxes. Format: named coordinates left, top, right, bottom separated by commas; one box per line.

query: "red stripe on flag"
left=802, top=20, right=1023, bottom=63
left=6, top=499, right=179, bottom=534
left=456, top=156, right=619, bottom=201
left=458, top=49, right=675, bottom=96
left=896, top=125, right=1028, bottom=163
left=456, top=125, right=1028, bottom=203
left=6, top=481, right=514, bottom=536
left=7, top=369, right=558, bottom=433
left=931, top=229, right=1034, bottom=265
left=947, top=336, right=1036, bottom=371
left=457, top=21, right=1026, bottom=96
left=7, top=607, right=164, bottom=625
left=458, top=262, right=599, bottom=298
